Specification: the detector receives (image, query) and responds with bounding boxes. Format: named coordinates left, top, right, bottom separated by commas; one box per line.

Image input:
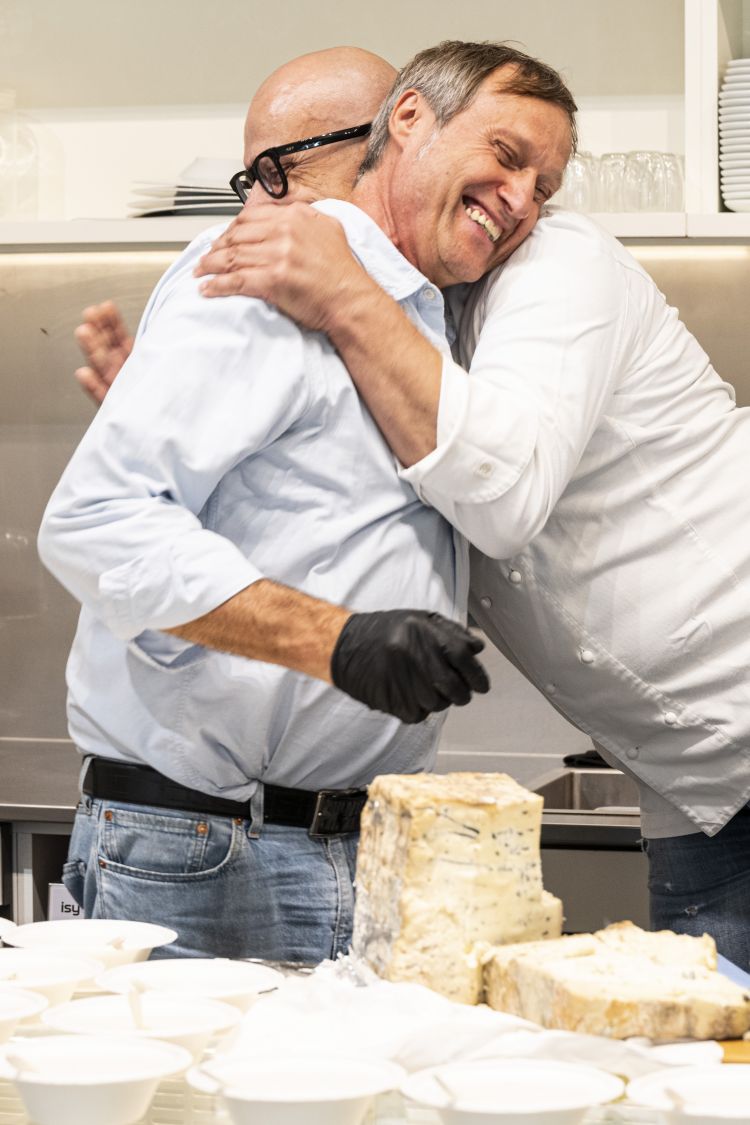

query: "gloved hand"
left=330, top=609, right=490, bottom=724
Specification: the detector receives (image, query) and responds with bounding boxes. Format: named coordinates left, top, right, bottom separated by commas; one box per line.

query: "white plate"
left=402, top=1059, right=624, bottom=1122
left=628, top=1065, right=750, bottom=1121
left=97, top=957, right=283, bottom=1012
left=724, top=199, right=750, bottom=211
left=720, top=147, right=750, bottom=156
left=719, top=111, right=750, bottom=121
left=726, top=58, right=750, bottom=69
left=719, top=92, right=750, bottom=102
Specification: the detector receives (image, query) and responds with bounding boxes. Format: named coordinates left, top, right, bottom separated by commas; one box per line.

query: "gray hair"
left=359, top=40, right=578, bottom=175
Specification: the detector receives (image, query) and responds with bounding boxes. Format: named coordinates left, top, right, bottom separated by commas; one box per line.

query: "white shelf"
left=0, top=214, right=694, bottom=250
left=686, top=211, right=750, bottom=237
left=592, top=213, right=687, bottom=237
left=0, top=217, right=225, bottom=248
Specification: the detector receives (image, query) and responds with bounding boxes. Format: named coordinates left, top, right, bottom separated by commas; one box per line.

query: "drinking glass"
left=598, top=153, right=627, bottom=211
left=556, top=150, right=598, bottom=212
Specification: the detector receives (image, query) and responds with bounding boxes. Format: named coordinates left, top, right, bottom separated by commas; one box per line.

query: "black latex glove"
left=330, top=609, right=490, bottom=724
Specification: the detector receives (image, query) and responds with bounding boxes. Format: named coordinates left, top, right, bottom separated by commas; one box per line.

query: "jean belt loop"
left=247, top=783, right=264, bottom=839
left=78, top=754, right=94, bottom=812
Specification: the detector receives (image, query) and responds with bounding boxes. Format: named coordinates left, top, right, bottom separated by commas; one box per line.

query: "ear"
left=387, top=88, right=435, bottom=152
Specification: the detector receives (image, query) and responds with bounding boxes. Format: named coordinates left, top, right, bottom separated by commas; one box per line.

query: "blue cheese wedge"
left=352, top=772, right=563, bottom=1004
left=484, top=922, right=750, bottom=1039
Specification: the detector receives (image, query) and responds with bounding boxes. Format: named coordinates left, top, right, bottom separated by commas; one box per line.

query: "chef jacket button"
left=579, top=648, right=595, bottom=665
left=508, top=569, right=523, bottom=584
left=626, top=747, right=640, bottom=760
left=475, top=461, right=494, bottom=478
left=545, top=683, right=557, bottom=695
left=664, top=710, right=678, bottom=725
left=479, top=596, right=492, bottom=609
left=422, top=287, right=436, bottom=301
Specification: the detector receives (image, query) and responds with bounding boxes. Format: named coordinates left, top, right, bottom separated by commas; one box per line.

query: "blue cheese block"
left=484, top=921, right=750, bottom=1039
left=352, top=772, right=563, bottom=1004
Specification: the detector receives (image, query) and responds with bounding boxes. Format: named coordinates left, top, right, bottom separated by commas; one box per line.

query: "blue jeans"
left=63, top=796, right=359, bottom=963
left=643, top=802, right=750, bottom=971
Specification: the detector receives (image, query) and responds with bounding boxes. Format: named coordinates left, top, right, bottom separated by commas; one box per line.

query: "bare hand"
left=74, top=300, right=134, bottom=405
left=194, top=200, right=366, bottom=333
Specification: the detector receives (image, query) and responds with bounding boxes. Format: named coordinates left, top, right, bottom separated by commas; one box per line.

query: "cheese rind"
left=484, top=922, right=750, bottom=1040
left=352, top=772, right=563, bottom=1004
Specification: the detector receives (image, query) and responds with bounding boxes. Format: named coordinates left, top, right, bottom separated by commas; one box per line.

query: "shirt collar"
left=313, top=198, right=437, bottom=304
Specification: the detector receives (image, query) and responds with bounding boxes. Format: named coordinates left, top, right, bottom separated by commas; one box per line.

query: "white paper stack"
left=128, top=157, right=242, bottom=217
left=720, top=58, right=750, bottom=212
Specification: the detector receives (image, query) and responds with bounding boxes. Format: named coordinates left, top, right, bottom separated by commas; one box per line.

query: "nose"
left=497, top=169, right=536, bottom=221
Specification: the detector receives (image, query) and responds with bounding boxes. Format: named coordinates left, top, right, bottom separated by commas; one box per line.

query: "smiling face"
left=384, top=71, right=573, bottom=286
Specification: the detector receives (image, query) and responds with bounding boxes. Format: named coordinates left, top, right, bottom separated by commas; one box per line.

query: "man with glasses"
left=40, top=41, right=573, bottom=963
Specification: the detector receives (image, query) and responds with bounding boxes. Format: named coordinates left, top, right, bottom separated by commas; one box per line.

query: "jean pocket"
left=98, top=804, right=240, bottom=883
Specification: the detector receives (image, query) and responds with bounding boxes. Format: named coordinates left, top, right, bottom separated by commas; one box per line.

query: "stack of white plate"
left=720, top=58, right=750, bottom=212
left=128, top=157, right=242, bottom=218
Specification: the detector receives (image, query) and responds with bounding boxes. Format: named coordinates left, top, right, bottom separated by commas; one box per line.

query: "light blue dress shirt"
left=39, top=200, right=467, bottom=800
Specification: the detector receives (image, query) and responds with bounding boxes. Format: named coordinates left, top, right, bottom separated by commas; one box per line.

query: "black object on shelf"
left=562, top=748, right=612, bottom=769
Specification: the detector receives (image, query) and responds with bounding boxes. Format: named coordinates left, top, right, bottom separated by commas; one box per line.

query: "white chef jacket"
left=402, top=208, right=750, bottom=838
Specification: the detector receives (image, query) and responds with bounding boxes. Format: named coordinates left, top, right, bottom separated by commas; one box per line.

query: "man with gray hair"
left=195, top=48, right=750, bottom=969
left=41, top=41, right=573, bottom=962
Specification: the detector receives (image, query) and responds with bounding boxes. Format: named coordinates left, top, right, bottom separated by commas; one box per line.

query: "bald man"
left=74, top=47, right=396, bottom=402
left=41, top=41, right=572, bottom=962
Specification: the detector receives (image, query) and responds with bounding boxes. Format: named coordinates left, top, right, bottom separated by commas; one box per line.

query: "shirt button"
left=545, top=683, right=557, bottom=695
left=423, top=287, right=436, bottom=301
left=508, top=569, right=523, bottom=584
left=475, top=461, right=494, bottom=478
left=579, top=648, right=595, bottom=665
left=626, top=747, right=640, bottom=760
left=479, top=596, right=492, bottom=609
left=664, top=711, right=678, bottom=725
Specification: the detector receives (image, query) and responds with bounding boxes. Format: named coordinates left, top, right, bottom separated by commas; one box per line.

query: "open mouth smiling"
left=462, top=196, right=502, bottom=243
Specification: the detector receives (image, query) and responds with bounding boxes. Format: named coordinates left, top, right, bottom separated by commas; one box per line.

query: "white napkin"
left=222, top=956, right=723, bottom=1079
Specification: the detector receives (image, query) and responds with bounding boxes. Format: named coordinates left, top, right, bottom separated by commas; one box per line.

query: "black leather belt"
left=81, top=758, right=366, bottom=837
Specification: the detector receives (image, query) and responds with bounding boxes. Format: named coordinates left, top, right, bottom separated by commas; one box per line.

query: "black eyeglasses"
left=229, top=123, right=372, bottom=202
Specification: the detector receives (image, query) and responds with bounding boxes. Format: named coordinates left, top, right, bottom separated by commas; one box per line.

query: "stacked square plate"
left=128, top=157, right=241, bottom=218
left=720, top=58, right=750, bottom=212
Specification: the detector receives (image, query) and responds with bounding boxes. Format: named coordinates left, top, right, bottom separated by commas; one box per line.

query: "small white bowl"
left=97, top=956, right=282, bottom=1011
left=0, top=919, right=177, bottom=969
left=628, top=1065, right=750, bottom=1123
left=0, top=1033, right=191, bottom=1125
left=188, top=1053, right=406, bottom=1125
left=0, top=988, right=48, bottom=1041
left=42, top=991, right=241, bottom=1060
left=401, top=1059, right=624, bottom=1125
left=0, top=949, right=104, bottom=1005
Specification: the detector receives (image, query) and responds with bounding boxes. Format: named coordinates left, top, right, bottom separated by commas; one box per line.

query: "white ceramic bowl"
left=188, top=1053, right=406, bottom=1125
left=0, top=1033, right=191, bottom=1125
left=0, top=988, right=48, bottom=1041
left=401, top=1059, right=625, bottom=1125
left=0, top=919, right=177, bottom=969
left=97, top=956, right=282, bottom=1011
left=628, top=1065, right=750, bottom=1123
left=0, top=949, right=104, bottom=1005
left=42, top=991, right=242, bottom=1059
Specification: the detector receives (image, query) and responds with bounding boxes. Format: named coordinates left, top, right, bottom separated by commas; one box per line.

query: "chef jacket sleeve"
left=400, top=217, right=630, bottom=559
left=38, top=261, right=314, bottom=640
